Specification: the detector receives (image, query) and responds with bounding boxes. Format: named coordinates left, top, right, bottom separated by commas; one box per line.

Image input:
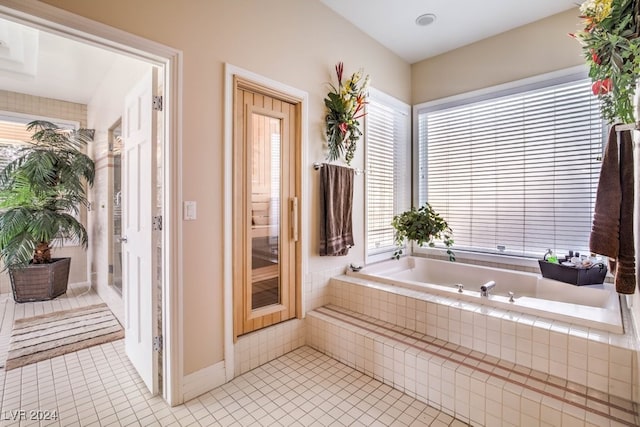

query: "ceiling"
left=0, top=3, right=580, bottom=104
left=0, top=18, right=140, bottom=105
left=320, top=0, right=578, bottom=64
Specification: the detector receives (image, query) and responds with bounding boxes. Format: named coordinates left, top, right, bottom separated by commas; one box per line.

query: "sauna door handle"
left=291, top=197, right=298, bottom=242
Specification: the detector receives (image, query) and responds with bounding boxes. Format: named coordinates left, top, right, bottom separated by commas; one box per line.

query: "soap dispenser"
left=544, top=249, right=558, bottom=263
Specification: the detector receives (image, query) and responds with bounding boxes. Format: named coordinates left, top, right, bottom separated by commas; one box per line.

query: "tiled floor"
left=0, top=284, right=468, bottom=426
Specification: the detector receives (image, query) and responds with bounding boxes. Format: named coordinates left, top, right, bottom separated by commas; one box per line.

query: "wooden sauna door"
left=232, top=78, right=301, bottom=337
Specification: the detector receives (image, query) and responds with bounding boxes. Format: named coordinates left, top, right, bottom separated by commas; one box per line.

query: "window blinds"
left=417, top=78, right=604, bottom=258
left=0, top=119, right=31, bottom=171
left=365, top=91, right=411, bottom=257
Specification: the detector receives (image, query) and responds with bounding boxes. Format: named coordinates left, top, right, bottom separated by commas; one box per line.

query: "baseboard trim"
left=182, top=360, right=226, bottom=402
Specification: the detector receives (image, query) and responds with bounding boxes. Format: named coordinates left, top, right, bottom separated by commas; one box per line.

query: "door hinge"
left=153, top=215, right=163, bottom=231
left=152, top=95, right=163, bottom=111
left=153, top=335, right=163, bottom=352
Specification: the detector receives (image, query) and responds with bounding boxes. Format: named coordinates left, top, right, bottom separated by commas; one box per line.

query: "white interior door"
left=122, top=68, right=158, bottom=394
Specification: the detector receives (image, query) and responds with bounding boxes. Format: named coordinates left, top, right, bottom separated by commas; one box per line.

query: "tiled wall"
left=305, top=265, right=347, bottom=311
left=0, top=90, right=87, bottom=127
left=234, top=318, right=305, bottom=377
left=0, top=91, right=88, bottom=295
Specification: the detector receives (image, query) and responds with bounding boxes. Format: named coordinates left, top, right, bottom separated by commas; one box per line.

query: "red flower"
left=335, top=62, right=344, bottom=85
left=338, top=122, right=348, bottom=134
left=591, top=50, right=602, bottom=65
left=592, top=78, right=613, bottom=95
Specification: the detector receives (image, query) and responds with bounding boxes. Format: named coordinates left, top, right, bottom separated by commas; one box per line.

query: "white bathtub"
left=347, top=256, right=623, bottom=334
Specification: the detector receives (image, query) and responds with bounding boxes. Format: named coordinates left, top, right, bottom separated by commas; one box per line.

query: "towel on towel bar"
left=319, top=163, right=354, bottom=256
left=590, top=126, right=621, bottom=258
left=590, top=127, right=636, bottom=294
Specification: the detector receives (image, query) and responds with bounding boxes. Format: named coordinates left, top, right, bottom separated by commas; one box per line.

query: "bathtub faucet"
left=480, top=281, right=496, bottom=297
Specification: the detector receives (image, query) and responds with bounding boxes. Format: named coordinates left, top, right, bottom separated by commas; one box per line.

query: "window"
left=416, top=71, right=604, bottom=258
left=0, top=119, right=33, bottom=170
left=365, top=89, right=411, bottom=260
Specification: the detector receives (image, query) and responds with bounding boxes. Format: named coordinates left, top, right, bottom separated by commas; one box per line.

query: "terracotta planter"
left=9, top=258, right=71, bottom=303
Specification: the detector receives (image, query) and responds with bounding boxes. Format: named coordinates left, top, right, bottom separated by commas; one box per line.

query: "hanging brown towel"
left=319, top=163, right=354, bottom=256
left=589, top=127, right=636, bottom=294
left=612, top=130, right=635, bottom=294
left=589, top=126, right=621, bottom=258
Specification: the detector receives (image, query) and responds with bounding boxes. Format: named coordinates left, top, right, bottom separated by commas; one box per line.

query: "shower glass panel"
left=111, top=124, right=123, bottom=293
left=250, top=113, right=281, bottom=309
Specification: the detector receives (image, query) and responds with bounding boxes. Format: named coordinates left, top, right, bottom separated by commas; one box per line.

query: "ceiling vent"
left=415, top=13, right=437, bottom=27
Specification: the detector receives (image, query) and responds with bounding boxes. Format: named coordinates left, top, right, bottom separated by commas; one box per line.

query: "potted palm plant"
left=391, top=203, right=455, bottom=261
left=0, top=120, right=95, bottom=302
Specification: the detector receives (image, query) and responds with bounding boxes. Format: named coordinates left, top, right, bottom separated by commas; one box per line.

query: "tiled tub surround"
left=307, top=305, right=639, bottom=427
left=326, top=274, right=638, bottom=401
left=305, top=273, right=640, bottom=425
left=348, top=257, right=622, bottom=334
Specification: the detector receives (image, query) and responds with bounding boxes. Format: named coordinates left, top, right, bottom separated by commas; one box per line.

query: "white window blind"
left=417, top=76, right=604, bottom=258
left=365, top=89, right=411, bottom=259
left=0, top=119, right=31, bottom=171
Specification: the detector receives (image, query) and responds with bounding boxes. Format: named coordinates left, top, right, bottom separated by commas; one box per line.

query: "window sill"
left=412, top=246, right=540, bottom=274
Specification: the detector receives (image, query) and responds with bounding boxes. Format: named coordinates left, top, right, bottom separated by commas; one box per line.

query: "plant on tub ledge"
left=391, top=203, right=455, bottom=261
left=572, top=0, right=640, bottom=123
left=324, top=62, right=370, bottom=165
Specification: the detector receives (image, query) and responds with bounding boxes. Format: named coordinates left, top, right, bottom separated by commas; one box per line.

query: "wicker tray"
left=538, top=259, right=607, bottom=286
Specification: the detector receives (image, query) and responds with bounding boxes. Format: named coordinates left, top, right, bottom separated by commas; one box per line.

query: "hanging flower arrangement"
left=324, top=62, right=370, bottom=165
left=572, top=0, right=640, bottom=123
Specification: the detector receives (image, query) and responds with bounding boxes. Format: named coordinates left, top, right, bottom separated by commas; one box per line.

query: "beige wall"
left=0, top=90, right=89, bottom=293
left=411, top=8, right=584, bottom=104
left=38, top=0, right=411, bottom=375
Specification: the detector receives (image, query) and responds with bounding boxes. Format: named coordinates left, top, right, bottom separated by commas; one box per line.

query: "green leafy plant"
left=573, top=0, right=640, bottom=123
left=0, top=120, right=95, bottom=269
left=391, top=203, right=455, bottom=261
left=324, top=62, right=370, bottom=165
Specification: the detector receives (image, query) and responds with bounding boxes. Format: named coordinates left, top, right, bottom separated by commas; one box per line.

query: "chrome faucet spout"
left=480, top=280, right=496, bottom=297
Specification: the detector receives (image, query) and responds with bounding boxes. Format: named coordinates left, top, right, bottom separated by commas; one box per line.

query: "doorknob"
left=119, top=236, right=128, bottom=243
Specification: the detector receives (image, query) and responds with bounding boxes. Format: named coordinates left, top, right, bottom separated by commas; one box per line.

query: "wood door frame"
left=224, top=64, right=308, bottom=381
left=0, top=0, right=184, bottom=406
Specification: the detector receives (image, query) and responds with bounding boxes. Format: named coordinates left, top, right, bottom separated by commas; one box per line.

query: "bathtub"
left=346, top=256, right=623, bottom=334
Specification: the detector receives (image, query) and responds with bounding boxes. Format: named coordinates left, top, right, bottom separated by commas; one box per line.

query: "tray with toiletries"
left=538, top=250, right=608, bottom=286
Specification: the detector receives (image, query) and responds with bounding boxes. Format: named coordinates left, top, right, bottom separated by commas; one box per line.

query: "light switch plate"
left=183, top=201, right=197, bottom=220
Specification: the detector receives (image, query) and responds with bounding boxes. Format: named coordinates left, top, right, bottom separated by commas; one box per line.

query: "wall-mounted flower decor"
left=324, top=62, right=370, bottom=165
left=573, top=0, right=640, bottom=123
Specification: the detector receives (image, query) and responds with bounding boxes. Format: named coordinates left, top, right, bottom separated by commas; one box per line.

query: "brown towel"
left=589, top=126, right=621, bottom=258
left=590, top=127, right=636, bottom=294
left=319, top=163, right=354, bottom=256
left=612, top=130, right=635, bottom=294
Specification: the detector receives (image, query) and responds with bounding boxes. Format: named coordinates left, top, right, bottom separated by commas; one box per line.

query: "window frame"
left=411, top=65, right=605, bottom=268
left=364, top=87, right=412, bottom=263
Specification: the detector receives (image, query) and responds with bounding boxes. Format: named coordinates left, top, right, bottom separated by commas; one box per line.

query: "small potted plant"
left=391, top=203, right=455, bottom=261
left=0, top=120, right=95, bottom=302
